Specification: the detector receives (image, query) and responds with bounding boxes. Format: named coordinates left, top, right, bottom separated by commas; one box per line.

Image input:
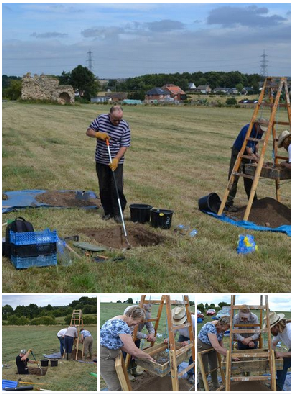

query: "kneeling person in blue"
left=233, top=305, right=259, bottom=350
left=266, top=311, right=291, bottom=391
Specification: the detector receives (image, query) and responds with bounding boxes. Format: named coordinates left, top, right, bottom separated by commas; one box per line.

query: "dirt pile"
left=227, top=197, right=291, bottom=227
left=35, top=191, right=100, bottom=208
left=132, top=371, right=192, bottom=391
left=78, top=224, right=166, bottom=249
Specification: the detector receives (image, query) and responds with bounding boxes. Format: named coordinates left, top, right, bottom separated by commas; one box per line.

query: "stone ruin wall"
left=21, top=72, right=75, bottom=104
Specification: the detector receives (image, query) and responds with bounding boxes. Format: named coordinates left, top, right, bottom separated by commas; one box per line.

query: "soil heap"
left=228, top=197, right=291, bottom=227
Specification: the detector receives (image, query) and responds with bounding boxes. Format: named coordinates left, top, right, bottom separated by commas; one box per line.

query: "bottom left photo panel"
left=2, top=294, right=97, bottom=391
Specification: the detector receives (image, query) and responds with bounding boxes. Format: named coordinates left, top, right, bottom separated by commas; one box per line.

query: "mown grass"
left=2, top=102, right=291, bottom=293
left=2, top=324, right=97, bottom=391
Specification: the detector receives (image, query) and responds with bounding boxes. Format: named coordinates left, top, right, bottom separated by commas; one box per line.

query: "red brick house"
left=161, top=84, right=186, bottom=101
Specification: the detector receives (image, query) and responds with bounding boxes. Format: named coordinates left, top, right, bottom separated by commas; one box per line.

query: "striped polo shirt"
left=89, top=113, right=131, bottom=165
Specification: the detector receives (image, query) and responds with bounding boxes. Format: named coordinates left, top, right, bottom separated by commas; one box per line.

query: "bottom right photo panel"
left=196, top=293, right=291, bottom=392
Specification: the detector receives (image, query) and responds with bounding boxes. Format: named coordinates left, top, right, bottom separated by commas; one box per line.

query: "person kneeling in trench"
left=16, top=349, right=35, bottom=374
left=100, top=306, right=155, bottom=391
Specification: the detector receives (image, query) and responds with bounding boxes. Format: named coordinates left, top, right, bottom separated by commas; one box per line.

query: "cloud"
left=146, top=19, right=185, bottom=32
left=81, top=26, right=124, bottom=39
left=207, top=5, right=287, bottom=28
left=31, top=32, right=68, bottom=39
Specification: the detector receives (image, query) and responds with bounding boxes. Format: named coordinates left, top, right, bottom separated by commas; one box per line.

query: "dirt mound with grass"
left=78, top=224, right=166, bottom=249
left=35, top=191, right=100, bottom=207
left=227, top=197, right=291, bottom=227
left=132, top=371, right=193, bottom=391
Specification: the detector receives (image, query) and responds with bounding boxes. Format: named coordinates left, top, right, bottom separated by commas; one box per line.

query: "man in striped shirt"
left=86, top=106, right=131, bottom=223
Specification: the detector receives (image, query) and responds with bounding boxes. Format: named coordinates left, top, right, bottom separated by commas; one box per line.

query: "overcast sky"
left=2, top=2, right=291, bottom=78
left=196, top=294, right=291, bottom=311
left=2, top=294, right=97, bottom=309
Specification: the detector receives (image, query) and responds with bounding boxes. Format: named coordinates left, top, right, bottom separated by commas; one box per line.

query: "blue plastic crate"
left=10, top=229, right=58, bottom=245
left=11, top=253, right=57, bottom=269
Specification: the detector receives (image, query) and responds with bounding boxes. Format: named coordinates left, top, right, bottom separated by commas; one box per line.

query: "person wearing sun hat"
left=225, top=118, right=268, bottom=212
left=277, top=130, right=291, bottom=170
left=233, top=304, right=259, bottom=350
left=164, top=306, right=195, bottom=383
left=264, top=311, right=291, bottom=391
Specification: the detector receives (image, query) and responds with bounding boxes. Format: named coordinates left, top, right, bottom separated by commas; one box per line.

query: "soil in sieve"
left=132, top=371, right=193, bottom=391
left=35, top=191, right=100, bottom=207
left=226, top=197, right=291, bottom=227
left=78, top=224, right=166, bottom=249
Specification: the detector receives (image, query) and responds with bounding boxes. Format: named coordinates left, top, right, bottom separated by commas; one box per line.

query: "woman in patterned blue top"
left=198, top=316, right=234, bottom=390
left=100, top=306, right=155, bottom=391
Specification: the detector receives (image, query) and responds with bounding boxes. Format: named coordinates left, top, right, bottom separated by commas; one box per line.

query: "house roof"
left=146, top=87, right=170, bottom=96
left=162, top=84, right=185, bottom=95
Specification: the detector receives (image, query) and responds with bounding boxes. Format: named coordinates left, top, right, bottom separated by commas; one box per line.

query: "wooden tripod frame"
left=116, top=295, right=195, bottom=391
left=218, top=76, right=291, bottom=220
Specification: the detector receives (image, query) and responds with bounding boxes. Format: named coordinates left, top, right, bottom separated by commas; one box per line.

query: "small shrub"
left=30, top=316, right=56, bottom=325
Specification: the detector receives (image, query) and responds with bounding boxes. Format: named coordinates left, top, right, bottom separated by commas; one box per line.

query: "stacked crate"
left=10, top=229, right=58, bottom=269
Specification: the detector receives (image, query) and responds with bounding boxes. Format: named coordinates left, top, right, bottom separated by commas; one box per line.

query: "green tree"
left=218, top=302, right=230, bottom=308
left=3, top=80, right=22, bottom=100
left=236, top=83, right=244, bottom=93
left=127, top=298, right=133, bottom=304
left=197, top=303, right=205, bottom=312
left=70, top=65, right=100, bottom=100
left=2, top=304, right=13, bottom=319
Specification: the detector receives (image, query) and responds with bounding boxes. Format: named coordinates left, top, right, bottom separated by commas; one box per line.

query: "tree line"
left=2, top=296, right=97, bottom=321
left=2, top=68, right=264, bottom=102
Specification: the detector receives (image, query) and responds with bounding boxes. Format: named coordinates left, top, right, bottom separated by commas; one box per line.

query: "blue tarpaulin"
left=2, top=380, right=18, bottom=390
left=2, top=190, right=99, bottom=214
left=203, top=211, right=291, bottom=237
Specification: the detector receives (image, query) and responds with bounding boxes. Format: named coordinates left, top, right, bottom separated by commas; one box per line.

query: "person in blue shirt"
left=80, top=329, right=93, bottom=360
left=197, top=316, right=239, bottom=390
left=100, top=306, right=155, bottom=391
left=225, top=118, right=267, bottom=212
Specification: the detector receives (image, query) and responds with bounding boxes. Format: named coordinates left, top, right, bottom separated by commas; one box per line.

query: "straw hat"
left=171, top=306, right=187, bottom=325
left=277, top=130, right=290, bottom=148
left=256, top=118, right=268, bottom=132
left=263, top=311, right=285, bottom=328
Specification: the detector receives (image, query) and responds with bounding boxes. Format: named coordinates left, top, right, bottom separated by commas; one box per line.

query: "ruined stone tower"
left=21, top=72, right=75, bottom=104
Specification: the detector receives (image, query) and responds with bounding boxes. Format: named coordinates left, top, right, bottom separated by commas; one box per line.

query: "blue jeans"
left=179, top=334, right=194, bottom=377
left=237, top=341, right=258, bottom=350
left=64, top=336, right=74, bottom=355
left=277, top=355, right=291, bottom=391
left=58, top=337, right=65, bottom=356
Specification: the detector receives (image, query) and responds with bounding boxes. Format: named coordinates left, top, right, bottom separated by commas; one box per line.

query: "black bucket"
left=150, top=209, right=174, bottom=229
left=50, top=359, right=58, bottom=367
left=198, top=193, right=221, bottom=214
left=130, top=203, right=153, bottom=224
left=40, top=359, right=49, bottom=367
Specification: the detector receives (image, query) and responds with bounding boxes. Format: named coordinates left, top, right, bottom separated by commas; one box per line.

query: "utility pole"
left=260, top=49, right=268, bottom=78
left=87, top=50, right=93, bottom=73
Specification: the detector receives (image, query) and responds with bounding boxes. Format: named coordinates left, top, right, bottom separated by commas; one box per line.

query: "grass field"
left=2, top=324, right=97, bottom=391
left=2, top=101, right=291, bottom=293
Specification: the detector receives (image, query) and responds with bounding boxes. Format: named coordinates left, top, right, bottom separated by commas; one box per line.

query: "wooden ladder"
left=218, top=76, right=291, bottom=220
left=197, top=349, right=225, bottom=391
left=120, top=295, right=195, bottom=391
left=70, top=309, right=84, bottom=360
left=225, top=295, right=276, bottom=391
